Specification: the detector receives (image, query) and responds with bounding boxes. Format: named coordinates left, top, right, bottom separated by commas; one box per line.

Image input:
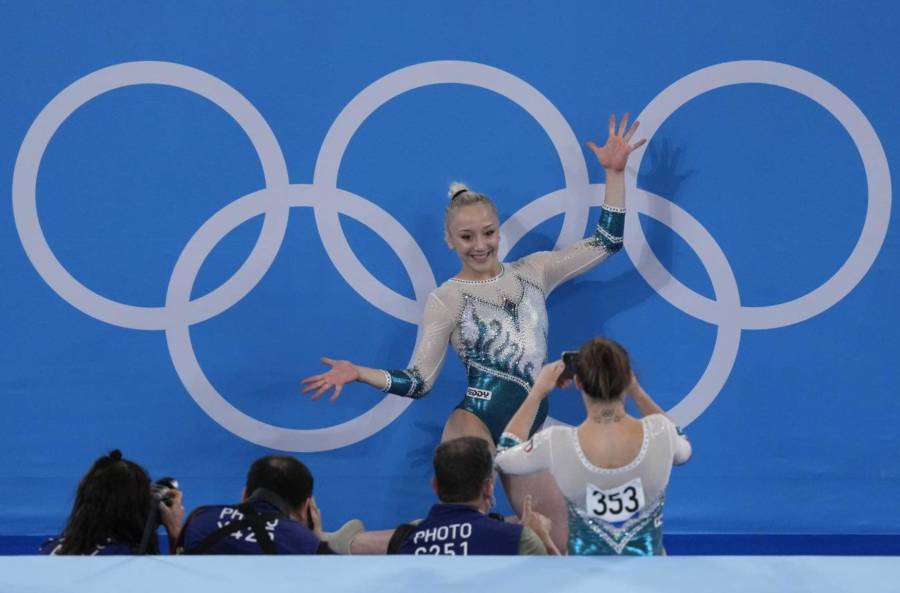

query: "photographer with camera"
left=494, top=338, right=692, bottom=555
left=387, top=436, right=558, bottom=555
left=40, top=449, right=184, bottom=555
left=176, top=455, right=360, bottom=555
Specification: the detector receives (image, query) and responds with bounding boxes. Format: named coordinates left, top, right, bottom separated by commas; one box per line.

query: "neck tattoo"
left=592, top=407, right=624, bottom=424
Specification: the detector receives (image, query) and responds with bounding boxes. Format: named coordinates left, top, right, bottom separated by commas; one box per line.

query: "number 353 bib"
left=586, top=477, right=646, bottom=522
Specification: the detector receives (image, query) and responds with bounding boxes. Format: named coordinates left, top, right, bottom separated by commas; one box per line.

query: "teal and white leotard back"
left=380, top=205, right=625, bottom=443
left=495, top=415, right=692, bottom=555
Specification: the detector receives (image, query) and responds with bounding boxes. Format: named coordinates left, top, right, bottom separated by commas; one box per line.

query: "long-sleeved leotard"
left=495, top=416, right=692, bottom=555
left=380, top=205, right=625, bottom=443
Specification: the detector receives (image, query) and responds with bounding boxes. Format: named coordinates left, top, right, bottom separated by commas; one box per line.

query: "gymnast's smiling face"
left=446, top=202, right=502, bottom=281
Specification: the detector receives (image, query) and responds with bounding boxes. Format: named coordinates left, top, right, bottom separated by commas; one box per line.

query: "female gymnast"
left=302, top=114, right=645, bottom=551
left=495, top=338, right=692, bottom=555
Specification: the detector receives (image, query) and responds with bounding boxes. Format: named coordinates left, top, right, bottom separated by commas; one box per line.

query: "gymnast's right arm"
left=628, top=376, right=693, bottom=465
left=301, top=293, right=453, bottom=401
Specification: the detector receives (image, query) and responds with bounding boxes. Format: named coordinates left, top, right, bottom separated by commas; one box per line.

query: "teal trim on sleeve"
left=384, top=367, right=428, bottom=399
left=590, top=206, right=625, bottom=253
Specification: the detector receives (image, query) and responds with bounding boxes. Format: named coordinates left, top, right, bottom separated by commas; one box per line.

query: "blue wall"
left=1, top=1, right=898, bottom=539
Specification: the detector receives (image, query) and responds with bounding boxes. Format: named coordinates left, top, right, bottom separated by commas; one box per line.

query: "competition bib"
left=586, top=477, right=645, bottom=522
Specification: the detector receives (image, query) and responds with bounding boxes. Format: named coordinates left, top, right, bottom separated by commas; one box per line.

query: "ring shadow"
left=553, top=136, right=695, bottom=328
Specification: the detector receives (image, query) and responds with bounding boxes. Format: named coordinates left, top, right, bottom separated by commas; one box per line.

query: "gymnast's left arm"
left=378, top=292, right=454, bottom=399
left=301, top=293, right=452, bottom=401
left=531, top=113, right=646, bottom=293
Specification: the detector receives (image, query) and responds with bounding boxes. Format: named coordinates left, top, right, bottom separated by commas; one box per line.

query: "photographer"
left=387, top=436, right=557, bottom=555
left=40, top=449, right=183, bottom=555
left=494, top=338, right=692, bottom=555
left=177, top=455, right=358, bottom=555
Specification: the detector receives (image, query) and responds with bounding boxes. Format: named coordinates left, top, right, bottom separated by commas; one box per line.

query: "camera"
left=558, top=350, right=578, bottom=385
left=139, top=477, right=180, bottom=553
left=151, top=477, right=179, bottom=508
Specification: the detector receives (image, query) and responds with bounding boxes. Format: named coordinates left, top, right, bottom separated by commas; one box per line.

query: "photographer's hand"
left=159, top=489, right=185, bottom=551
left=307, top=496, right=324, bottom=539
left=521, top=495, right=560, bottom=556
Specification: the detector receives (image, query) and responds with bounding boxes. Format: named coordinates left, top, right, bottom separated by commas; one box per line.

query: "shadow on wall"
left=556, top=136, right=696, bottom=327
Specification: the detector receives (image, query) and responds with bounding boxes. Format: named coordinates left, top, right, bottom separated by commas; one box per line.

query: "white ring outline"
left=312, top=61, right=593, bottom=323
left=623, top=60, right=892, bottom=330
left=12, top=61, right=291, bottom=330
left=165, top=184, right=430, bottom=452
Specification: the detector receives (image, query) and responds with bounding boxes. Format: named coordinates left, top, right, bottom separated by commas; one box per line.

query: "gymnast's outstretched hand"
left=301, top=357, right=359, bottom=401
left=586, top=113, right=647, bottom=172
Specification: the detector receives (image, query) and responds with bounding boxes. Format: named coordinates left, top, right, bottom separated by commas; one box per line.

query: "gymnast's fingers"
left=630, top=137, right=647, bottom=151
left=618, top=112, right=630, bottom=136
left=301, top=374, right=323, bottom=386
left=623, top=119, right=640, bottom=142
left=311, top=384, right=331, bottom=400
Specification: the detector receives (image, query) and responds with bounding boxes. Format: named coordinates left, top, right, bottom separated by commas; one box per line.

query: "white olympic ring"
left=12, top=59, right=891, bottom=450
left=12, top=62, right=292, bottom=330
left=165, top=185, right=429, bottom=451
left=624, top=61, right=892, bottom=330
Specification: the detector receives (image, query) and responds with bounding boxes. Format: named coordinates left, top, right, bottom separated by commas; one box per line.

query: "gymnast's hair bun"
left=107, top=449, right=123, bottom=461
left=448, top=182, right=469, bottom=201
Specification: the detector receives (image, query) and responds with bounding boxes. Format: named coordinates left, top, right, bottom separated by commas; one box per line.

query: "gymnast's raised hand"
left=301, top=356, right=397, bottom=402
left=586, top=112, right=646, bottom=172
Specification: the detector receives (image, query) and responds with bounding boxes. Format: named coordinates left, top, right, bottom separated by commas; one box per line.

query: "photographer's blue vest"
left=397, top=504, right=523, bottom=555
left=179, top=499, right=319, bottom=555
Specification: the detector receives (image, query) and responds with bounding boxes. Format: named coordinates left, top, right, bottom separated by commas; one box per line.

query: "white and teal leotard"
left=381, top=205, right=625, bottom=443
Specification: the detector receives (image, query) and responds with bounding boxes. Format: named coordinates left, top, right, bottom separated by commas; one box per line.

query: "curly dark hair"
left=57, top=450, right=154, bottom=555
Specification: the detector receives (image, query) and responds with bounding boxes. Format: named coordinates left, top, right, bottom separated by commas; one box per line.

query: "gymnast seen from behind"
left=494, top=338, right=692, bottom=555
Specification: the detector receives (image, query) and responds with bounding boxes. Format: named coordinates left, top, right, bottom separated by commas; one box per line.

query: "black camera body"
left=139, top=477, right=180, bottom=554
left=151, top=477, right=179, bottom=508
left=559, top=350, right=578, bottom=384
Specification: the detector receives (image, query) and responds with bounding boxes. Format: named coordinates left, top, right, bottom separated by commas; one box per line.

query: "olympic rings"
left=13, top=59, right=891, bottom=450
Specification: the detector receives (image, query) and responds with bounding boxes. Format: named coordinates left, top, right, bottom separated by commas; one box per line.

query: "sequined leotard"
left=380, top=205, right=625, bottom=443
left=495, top=416, right=691, bottom=555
